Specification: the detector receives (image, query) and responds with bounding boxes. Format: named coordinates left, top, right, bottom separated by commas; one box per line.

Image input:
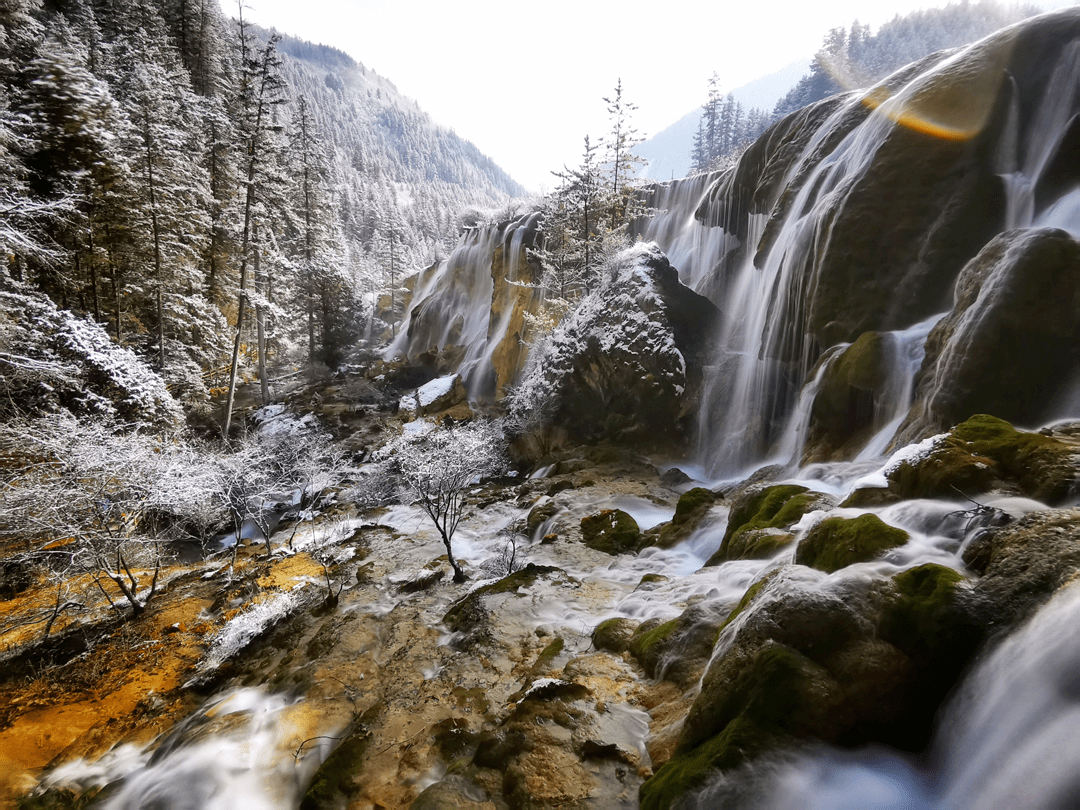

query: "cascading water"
left=637, top=17, right=1080, bottom=479
left=384, top=212, right=542, bottom=399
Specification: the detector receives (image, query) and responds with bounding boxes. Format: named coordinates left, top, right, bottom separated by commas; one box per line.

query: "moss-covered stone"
left=691, top=641, right=841, bottom=749
left=627, top=618, right=678, bottom=674
left=443, top=564, right=562, bottom=632
left=708, top=485, right=816, bottom=565
left=805, top=331, right=890, bottom=462
left=674, top=487, right=720, bottom=524
left=639, top=715, right=788, bottom=810
left=888, top=414, right=1077, bottom=503
left=876, top=563, right=983, bottom=749
left=881, top=563, right=966, bottom=657
left=299, top=729, right=370, bottom=809
left=580, top=509, right=641, bottom=555
left=592, top=617, right=639, bottom=653
left=795, top=514, right=909, bottom=573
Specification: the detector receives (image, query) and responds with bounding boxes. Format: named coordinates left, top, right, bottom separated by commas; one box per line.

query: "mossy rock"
left=876, top=563, right=984, bottom=749
left=707, top=485, right=816, bottom=565
left=580, top=509, right=641, bottom=555
left=677, top=639, right=844, bottom=767
left=592, top=617, right=640, bottom=653
left=646, top=488, right=722, bottom=550
left=803, top=332, right=892, bottom=461
left=795, top=514, right=909, bottom=573
left=728, top=527, right=795, bottom=560
left=880, top=564, right=967, bottom=658
left=628, top=601, right=730, bottom=687
left=715, top=575, right=773, bottom=638
left=300, top=729, right=370, bottom=809
left=639, top=715, right=790, bottom=810
left=443, top=564, right=562, bottom=632
left=525, top=501, right=560, bottom=536
left=627, top=617, right=677, bottom=674
left=674, top=487, right=720, bottom=524
left=888, top=414, right=1077, bottom=503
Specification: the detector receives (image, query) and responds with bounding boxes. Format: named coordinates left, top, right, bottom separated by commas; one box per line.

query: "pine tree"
left=603, top=78, right=646, bottom=230
left=223, top=9, right=287, bottom=437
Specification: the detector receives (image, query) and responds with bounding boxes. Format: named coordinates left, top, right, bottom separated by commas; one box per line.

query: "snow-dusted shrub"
left=388, top=419, right=507, bottom=582
left=0, top=280, right=182, bottom=428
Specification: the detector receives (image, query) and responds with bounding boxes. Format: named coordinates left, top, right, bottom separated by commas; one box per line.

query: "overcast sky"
left=239, top=0, right=1061, bottom=192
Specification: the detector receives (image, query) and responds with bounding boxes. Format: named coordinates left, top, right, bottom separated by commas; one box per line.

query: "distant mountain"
left=635, top=59, right=811, bottom=182
left=268, top=28, right=527, bottom=264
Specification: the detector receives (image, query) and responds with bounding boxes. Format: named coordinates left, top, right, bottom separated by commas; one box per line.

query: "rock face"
left=898, top=228, right=1080, bottom=440
left=510, top=243, right=720, bottom=450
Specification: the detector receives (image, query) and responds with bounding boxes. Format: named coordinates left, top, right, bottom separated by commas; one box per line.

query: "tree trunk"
left=255, top=220, right=269, bottom=404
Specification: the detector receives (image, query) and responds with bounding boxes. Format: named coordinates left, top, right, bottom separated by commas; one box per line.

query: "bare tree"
left=392, top=421, right=507, bottom=583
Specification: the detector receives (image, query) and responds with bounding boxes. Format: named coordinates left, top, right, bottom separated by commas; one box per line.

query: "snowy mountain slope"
left=636, top=58, right=811, bottom=182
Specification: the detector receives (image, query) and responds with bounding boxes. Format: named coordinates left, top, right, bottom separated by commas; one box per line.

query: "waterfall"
left=638, top=21, right=1080, bottom=478
left=384, top=211, right=542, bottom=399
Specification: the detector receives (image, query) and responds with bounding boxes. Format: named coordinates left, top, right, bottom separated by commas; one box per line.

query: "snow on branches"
left=388, top=419, right=507, bottom=582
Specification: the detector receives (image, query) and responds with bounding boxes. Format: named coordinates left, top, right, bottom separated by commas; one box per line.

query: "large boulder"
left=510, top=243, right=720, bottom=450
left=899, top=228, right=1080, bottom=440
left=707, top=484, right=831, bottom=565
left=886, top=414, right=1080, bottom=504
left=641, top=563, right=986, bottom=810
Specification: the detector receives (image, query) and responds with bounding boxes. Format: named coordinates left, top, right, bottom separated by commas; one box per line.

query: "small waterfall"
left=384, top=212, right=542, bottom=399
left=999, top=40, right=1080, bottom=233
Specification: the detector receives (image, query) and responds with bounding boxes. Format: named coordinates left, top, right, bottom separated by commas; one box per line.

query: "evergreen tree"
left=223, top=9, right=287, bottom=437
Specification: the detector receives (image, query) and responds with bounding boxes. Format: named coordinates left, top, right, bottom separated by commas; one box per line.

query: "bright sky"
left=239, top=0, right=1058, bottom=193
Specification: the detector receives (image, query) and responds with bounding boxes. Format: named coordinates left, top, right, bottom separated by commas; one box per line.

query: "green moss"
left=639, top=716, right=786, bottom=810
left=628, top=618, right=678, bottom=673
left=639, top=573, right=668, bottom=586
left=299, top=730, right=370, bottom=809
left=889, top=414, right=1075, bottom=503
left=708, top=485, right=811, bottom=565
left=532, top=637, right=564, bottom=673
left=592, top=617, right=639, bottom=653
left=643, top=642, right=822, bottom=810
left=716, top=576, right=771, bottom=637
left=580, top=509, right=641, bottom=555
left=795, top=514, right=909, bottom=573
left=728, top=528, right=796, bottom=560
left=951, top=414, right=1074, bottom=501
left=674, top=487, right=719, bottom=524
left=882, top=563, right=968, bottom=658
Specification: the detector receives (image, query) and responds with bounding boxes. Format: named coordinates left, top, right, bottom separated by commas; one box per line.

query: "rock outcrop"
left=510, top=243, right=720, bottom=450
